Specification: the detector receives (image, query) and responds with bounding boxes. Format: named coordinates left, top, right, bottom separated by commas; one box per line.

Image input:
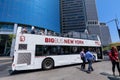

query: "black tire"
left=42, top=58, right=54, bottom=70
left=9, top=70, right=16, bottom=75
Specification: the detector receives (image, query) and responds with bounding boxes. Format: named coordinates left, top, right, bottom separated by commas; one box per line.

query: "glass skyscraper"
left=0, top=0, right=60, bottom=32
left=0, top=0, right=60, bottom=56
left=60, top=0, right=87, bottom=33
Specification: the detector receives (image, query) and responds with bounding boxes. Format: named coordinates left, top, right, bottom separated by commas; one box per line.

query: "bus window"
left=62, top=46, right=70, bottom=55
left=50, top=46, right=58, bottom=55
left=18, top=44, right=27, bottom=50
left=42, top=46, right=55, bottom=55
left=35, top=45, right=43, bottom=56
left=57, top=46, right=64, bottom=55
left=71, top=46, right=78, bottom=54
left=96, top=47, right=103, bottom=59
left=43, top=46, right=50, bottom=55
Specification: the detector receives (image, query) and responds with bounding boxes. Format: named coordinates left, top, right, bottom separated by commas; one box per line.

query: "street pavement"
left=0, top=57, right=12, bottom=77
left=0, top=56, right=120, bottom=80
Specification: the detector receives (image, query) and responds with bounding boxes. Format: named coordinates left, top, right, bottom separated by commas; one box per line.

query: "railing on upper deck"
left=20, top=27, right=99, bottom=41
left=0, top=29, right=13, bottom=34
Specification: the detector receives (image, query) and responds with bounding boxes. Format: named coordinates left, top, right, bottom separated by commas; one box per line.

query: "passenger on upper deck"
left=38, top=29, right=45, bottom=35
left=47, top=31, right=52, bottom=36
left=22, top=27, right=27, bottom=33
left=31, top=26, right=36, bottom=34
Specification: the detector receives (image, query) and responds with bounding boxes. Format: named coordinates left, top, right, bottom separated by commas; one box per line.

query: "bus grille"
left=17, top=53, right=31, bottom=65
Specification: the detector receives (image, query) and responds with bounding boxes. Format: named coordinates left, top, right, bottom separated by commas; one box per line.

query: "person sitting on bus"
left=31, top=26, right=35, bottom=34
left=22, top=27, right=27, bottom=33
left=47, top=31, right=52, bottom=36
left=38, top=29, right=45, bottom=35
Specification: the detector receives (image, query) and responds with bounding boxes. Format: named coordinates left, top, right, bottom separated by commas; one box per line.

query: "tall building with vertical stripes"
left=60, top=0, right=87, bottom=33
left=60, top=0, right=111, bottom=46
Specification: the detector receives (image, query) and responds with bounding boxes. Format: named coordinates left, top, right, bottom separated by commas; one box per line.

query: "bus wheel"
left=42, top=58, right=54, bottom=70
left=9, top=70, right=16, bottom=75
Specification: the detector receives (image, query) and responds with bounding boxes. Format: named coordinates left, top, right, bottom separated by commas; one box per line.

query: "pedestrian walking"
left=80, top=48, right=86, bottom=70
left=118, top=47, right=120, bottom=68
left=85, top=48, right=94, bottom=73
left=108, top=47, right=120, bottom=76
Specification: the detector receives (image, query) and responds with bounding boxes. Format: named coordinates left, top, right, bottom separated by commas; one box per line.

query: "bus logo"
left=95, top=41, right=100, bottom=45
left=45, top=37, right=84, bottom=44
left=20, top=36, right=25, bottom=42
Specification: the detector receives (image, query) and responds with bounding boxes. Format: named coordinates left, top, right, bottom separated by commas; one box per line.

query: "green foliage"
left=8, top=34, right=16, bottom=44
left=102, top=42, right=120, bottom=51
left=109, top=42, right=120, bottom=48
left=102, top=46, right=110, bottom=51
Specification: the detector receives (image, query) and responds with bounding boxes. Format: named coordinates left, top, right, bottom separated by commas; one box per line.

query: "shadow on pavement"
left=108, top=76, right=120, bottom=80
left=75, top=67, right=92, bottom=74
left=100, top=72, right=120, bottom=80
left=8, top=69, right=43, bottom=75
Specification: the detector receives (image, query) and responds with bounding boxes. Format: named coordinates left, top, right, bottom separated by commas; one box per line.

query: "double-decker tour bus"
left=10, top=27, right=103, bottom=74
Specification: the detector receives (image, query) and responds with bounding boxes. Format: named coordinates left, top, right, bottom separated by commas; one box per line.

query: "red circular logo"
left=20, top=36, right=25, bottom=42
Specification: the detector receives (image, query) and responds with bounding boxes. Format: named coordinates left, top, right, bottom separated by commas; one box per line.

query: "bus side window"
left=57, top=46, right=63, bottom=55
left=63, top=46, right=70, bottom=55
left=35, top=45, right=43, bottom=56
left=19, top=44, right=27, bottom=50
left=43, top=46, right=49, bottom=55
left=72, top=46, right=78, bottom=54
left=51, top=46, right=57, bottom=55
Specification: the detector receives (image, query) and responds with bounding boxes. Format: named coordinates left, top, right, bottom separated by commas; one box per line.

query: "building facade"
left=60, top=0, right=111, bottom=46
left=0, top=0, right=60, bottom=32
left=87, top=22, right=112, bottom=47
left=99, top=23, right=112, bottom=47
left=60, top=0, right=87, bottom=33
left=85, top=0, right=98, bottom=21
left=60, top=0, right=99, bottom=33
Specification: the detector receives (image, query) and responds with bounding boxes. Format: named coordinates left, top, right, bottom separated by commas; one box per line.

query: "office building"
left=87, top=22, right=112, bottom=47
left=85, top=0, right=98, bottom=21
left=60, top=0, right=99, bottom=33
left=99, top=23, right=112, bottom=46
left=60, top=0, right=111, bottom=46
left=60, top=0, right=87, bottom=33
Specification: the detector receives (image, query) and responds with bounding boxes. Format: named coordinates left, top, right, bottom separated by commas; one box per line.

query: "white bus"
left=10, top=27, right=103, bottom=74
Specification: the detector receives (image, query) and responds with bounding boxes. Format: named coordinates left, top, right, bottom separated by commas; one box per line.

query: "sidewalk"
left=0, top=56, right=12, bottom=60
left=0, top=57, right=119, bottom=80
left=93, top=61, right=120, bottom=80
left=0, top=57, right=12, bottom=71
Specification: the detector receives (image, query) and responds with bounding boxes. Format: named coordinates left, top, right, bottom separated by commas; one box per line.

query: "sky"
left=96, top=0, right=120, bottom=43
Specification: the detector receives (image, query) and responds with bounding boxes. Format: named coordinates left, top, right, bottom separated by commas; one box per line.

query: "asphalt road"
left=0, top=57, right=120, bottom=80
